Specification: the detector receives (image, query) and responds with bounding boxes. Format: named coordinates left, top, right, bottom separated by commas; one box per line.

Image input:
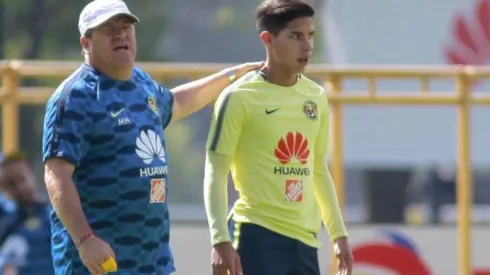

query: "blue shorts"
left=228, top=220, right=320, bottom=275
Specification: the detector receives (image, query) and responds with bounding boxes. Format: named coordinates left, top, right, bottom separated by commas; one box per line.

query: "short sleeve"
left=157, top=84, right=174, bottom=129
left=206, top=89, right=247, bottom=156
left=314, top=93, right=330, bottom=157
left=42, top=83, right=92, bottom=167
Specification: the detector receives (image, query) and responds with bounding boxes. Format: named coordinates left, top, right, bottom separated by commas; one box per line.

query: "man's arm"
left=313, top=96, right=348, bottom=240
left=44, top=160, right=92, bottom=242
left=170, top=62, right=262, bottom=120
left=204, top=90, right=248, bottom=245
left=42, top=85, right=92, bottom=244
left=204, top=152, right=234, bottom=245
left=313, top=157, right=348, bottom=240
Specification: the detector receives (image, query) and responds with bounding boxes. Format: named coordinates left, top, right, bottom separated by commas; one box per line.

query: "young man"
left=204, top=1, right=353, bottom=275
left=42, top=0, right=261, bottom=274
left=0, top=152, right=53, bottom=275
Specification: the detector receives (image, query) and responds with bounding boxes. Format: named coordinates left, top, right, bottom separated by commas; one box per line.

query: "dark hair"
left=256, top=0, right=315, bottom=36
left=0, top=151, right=28, bottom=167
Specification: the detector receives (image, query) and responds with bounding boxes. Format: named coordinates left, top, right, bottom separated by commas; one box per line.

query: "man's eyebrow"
left=290, top=30, right=315, bottom=35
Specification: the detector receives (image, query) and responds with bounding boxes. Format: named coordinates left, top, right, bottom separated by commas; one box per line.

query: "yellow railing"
left=1, top=60, right=489, bottom=275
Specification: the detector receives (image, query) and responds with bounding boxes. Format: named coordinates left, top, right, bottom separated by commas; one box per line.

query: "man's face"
left=83, top=15, right=137, bottom=69
left=0, top=161, right=36, bottom=204
left=266, top=16, right=315, bottom=73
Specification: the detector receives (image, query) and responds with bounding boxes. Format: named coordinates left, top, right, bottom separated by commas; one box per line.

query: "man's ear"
left=259, top=31, right=272, bottom=45
left=80, top=36, right=89, bottom=54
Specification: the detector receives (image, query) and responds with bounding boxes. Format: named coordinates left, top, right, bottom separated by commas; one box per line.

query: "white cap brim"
left=81, top=11, right=139, bottom=36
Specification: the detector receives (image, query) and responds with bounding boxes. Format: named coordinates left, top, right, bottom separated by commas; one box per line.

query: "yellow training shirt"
left=205, top=71, right=347, bottom=248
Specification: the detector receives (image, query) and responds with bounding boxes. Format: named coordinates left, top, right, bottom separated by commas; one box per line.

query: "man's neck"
left=263, top=60, right=298, bottom=87
left=86, top=59, right=132, bottom=81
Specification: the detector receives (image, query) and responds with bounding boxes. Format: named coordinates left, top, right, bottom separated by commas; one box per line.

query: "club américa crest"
left=303, top=100, right=318, bottom=120
left=148, top=96, right=158, bottom=115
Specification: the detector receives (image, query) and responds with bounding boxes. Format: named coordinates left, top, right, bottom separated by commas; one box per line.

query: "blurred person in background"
left=426, top=164, right=456, bottom=224
left=0, top=160, right=19, bottom=248
left=0, top=153, right=18, bottom=220
left=0, top=152, right=53, bottom=275
left=0, top=190, right=16, bottom=225
left=203, top=0, right=353, bottom=275
left=42, top=0, right=262, bottom=274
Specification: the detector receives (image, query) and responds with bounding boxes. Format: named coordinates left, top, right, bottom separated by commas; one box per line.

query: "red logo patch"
left=285, top=179, right=303, bottom=202
left=150, top=178, right=166, bottom=203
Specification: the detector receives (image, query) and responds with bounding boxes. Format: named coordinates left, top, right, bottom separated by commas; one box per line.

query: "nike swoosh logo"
left=111, top=108, right=124, bottom=117
left=265, top=108, right=280, bottom=114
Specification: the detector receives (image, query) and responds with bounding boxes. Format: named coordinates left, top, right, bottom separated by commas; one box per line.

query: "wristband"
left=223, top=69, right=237, bottom=83
left=75, top=232, right=94, bottom=249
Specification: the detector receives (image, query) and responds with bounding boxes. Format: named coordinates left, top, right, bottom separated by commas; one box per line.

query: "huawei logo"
left=136, top=129, right=165, bottom=165
left=445, top=0, right=490, bottom=66
left=274, top=132, right=310, bottom=165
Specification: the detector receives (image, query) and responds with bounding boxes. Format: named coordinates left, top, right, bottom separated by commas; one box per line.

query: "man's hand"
left=78, top=234, right=116, bottom=275
left=232, top=61, right=265, bottom=79
left=211, top=241, right=242, bottom=275
left=2, top=265, right=18, bottom=275
left=333, top=237, right=354, bottom=275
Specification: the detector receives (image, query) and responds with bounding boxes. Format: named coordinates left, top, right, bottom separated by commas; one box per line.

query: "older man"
left=42, top=0, right=262, bottom=274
